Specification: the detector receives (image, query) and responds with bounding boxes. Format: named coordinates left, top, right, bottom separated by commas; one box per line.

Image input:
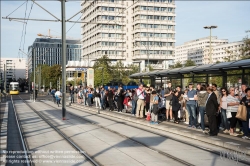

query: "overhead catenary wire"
left=66, top=15, right=81, bottom=33
left=22, top=1, right=34, bottom=58
left=18, top=0, right=28, bottom=59
left=6, top=1, right=27, bottom=18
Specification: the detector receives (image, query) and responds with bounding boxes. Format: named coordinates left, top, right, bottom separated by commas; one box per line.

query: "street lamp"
left=98, top=67, right=104, bottom=87
left=204, top=25, right=217, bottom=64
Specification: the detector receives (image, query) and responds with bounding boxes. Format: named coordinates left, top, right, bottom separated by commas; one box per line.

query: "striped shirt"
left=226, top=95, right=239, bottom=112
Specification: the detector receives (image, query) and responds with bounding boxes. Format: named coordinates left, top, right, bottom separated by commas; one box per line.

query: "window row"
left=101, top=42, right=123, bottom=46
left=99, top=15, right=123, bottom=21
left=135, top=41, right=173, bottom=46
left=136, top=32, right=174, bottom=38
left=137, top=6, right=173, bottom=12
left=138, top=15, right=173, bottom=20
left=136, top=50, right=173, bottom=54
left=135, top=23, right=173, bottom=29
left=101, top=24, right=123, bottom=29
left=101, top=33, right=123, bottom=38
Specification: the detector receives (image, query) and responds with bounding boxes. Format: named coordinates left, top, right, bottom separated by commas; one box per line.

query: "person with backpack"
left=51, top=88, right=56, bottom=103
left=77, top=88, right=83, bottom=104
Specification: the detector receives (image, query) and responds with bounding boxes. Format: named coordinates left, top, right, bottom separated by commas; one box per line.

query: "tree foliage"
left=184, top=59, right=196, bottom=67
left=170, top=61, right=183, bottom=69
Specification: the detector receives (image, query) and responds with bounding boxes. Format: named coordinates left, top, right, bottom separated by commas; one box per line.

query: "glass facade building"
left=28, top=38, right=82, bottom=73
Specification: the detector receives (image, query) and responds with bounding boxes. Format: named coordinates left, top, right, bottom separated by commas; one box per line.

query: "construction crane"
left=37, top=29, right=78, bottom=40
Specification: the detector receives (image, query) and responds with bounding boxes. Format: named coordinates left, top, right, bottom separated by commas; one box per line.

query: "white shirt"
left=226, top=95, right=239, bottom=112
left=137, top=89, right=144, bottom=100
left=55, top=91, right=62, bottom=97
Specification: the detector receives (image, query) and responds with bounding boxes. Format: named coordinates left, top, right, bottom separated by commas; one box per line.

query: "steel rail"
left=41, top=101, right=195, bottom=166
left=18, top=96, right=100, bottom=166
left=67, top=103, right=250, bottom=166
left=11, top=95, right=32, bottom=166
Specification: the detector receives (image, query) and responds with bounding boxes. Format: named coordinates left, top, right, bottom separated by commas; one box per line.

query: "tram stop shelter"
left=129, top=59, right=250, bottom=88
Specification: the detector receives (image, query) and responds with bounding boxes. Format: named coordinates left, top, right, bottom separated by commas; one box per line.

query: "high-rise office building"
left=81, top=0, right=176, bottom=70
left=28, top=38, right=82, bottom=74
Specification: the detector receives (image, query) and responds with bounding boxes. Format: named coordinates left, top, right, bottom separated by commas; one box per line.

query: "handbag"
left=226, top=111, right=232, bottom=118
left=236, top=104, right=247, bottom=121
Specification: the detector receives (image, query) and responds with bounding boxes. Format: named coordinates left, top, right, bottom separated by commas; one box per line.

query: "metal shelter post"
left=242, top=69, right=245, bottom=84
left=61, top=0, right=66, bottom=120
left=222, top=72, right=227, bottom=88
left=33, top=48, right=36, bottom=102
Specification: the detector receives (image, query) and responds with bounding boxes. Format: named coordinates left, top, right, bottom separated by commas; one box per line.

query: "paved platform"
left=13, top=100, right=93, bottom=166
left=69, top=102, right=250, bottom=155
left=0, top=102, right=8, bottom=166
left=42, top=100, right=249, bottom=165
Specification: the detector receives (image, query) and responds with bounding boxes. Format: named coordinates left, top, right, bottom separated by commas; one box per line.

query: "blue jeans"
left=221, top=108, right=229, bottom=130
left=70, top=94, right=74, bottom=103
left=242, top=109, right=250, bottom=136
left=186, top=104, right=197, bottom=126
left=132, top=100, right=137, bottom=115
left=199, top=106, right=205, bottom=130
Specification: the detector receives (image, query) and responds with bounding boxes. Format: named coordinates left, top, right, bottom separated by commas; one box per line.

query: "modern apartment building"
left=0, top=58, right=27, bottom=82
left=27, top=38, right=82, bottom=74
left=81, top=0, right=176, bottom=70
left=175, top=36, right=228, bottom=65
left=212, top=41, right=245, bottom=63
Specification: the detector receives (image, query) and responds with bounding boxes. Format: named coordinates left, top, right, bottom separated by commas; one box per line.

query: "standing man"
left=69, top=84, right=74, bottom=103
left=186, top=83, right=197, bottom=128
left=164, top=82, right=173, bottom=121
left=136, top=84, right=145, bottom=118
left=107, top=86, right=114, bottom=111
left=205, top=86, right=219, bottom=136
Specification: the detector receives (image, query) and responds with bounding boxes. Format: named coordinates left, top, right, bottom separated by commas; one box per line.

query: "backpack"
left=133, top=89, right=139, bottom=101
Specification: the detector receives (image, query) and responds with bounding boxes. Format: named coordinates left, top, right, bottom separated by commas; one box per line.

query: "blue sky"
left=1, top=1, right=250, bottom=59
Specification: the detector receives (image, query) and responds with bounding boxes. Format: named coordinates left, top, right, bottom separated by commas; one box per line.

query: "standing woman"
left=172, top=91, right=181, bottom=124
left=117, top=86, right=124, bottom=112
left=220, top=87, right=230, bottom=134
left=87, top=88, right=93, bottom=106
left=227, top=87, right=240, bottom=136
left=145, top=87, right=151, bottom=114
left=94, top=87, right=101, bottom=109
left=240, top=88, right=250, bottom=139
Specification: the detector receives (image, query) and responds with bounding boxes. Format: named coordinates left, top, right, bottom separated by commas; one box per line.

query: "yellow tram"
left=9, top=82, right=19, bottom=95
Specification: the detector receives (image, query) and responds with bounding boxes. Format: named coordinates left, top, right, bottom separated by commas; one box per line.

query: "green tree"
left=170, top=61, right=183, bottom=69
left=93, top=55, right=113, bottom=87
left=184, top=59, right=196, bottom=67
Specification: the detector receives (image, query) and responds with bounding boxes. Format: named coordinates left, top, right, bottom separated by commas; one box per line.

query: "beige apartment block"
left=175, top=36, right=228, bottom=66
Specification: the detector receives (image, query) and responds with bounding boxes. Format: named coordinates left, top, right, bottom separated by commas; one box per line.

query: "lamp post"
left=204, top=26, right=217, bottom=64
left=98, top=67, right=104, bottom=87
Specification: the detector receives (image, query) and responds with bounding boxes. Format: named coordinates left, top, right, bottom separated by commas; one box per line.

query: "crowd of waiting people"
left=51, top=82, right=250, bottom=139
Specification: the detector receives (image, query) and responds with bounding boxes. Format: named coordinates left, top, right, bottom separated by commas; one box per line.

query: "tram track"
left=10, top=95, right=32, bottom=166
left=50, top=101, right=250, bottom=166
left=39, top=102, right=203, bottom=166
left=17, top=95, right=100, bottom=166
